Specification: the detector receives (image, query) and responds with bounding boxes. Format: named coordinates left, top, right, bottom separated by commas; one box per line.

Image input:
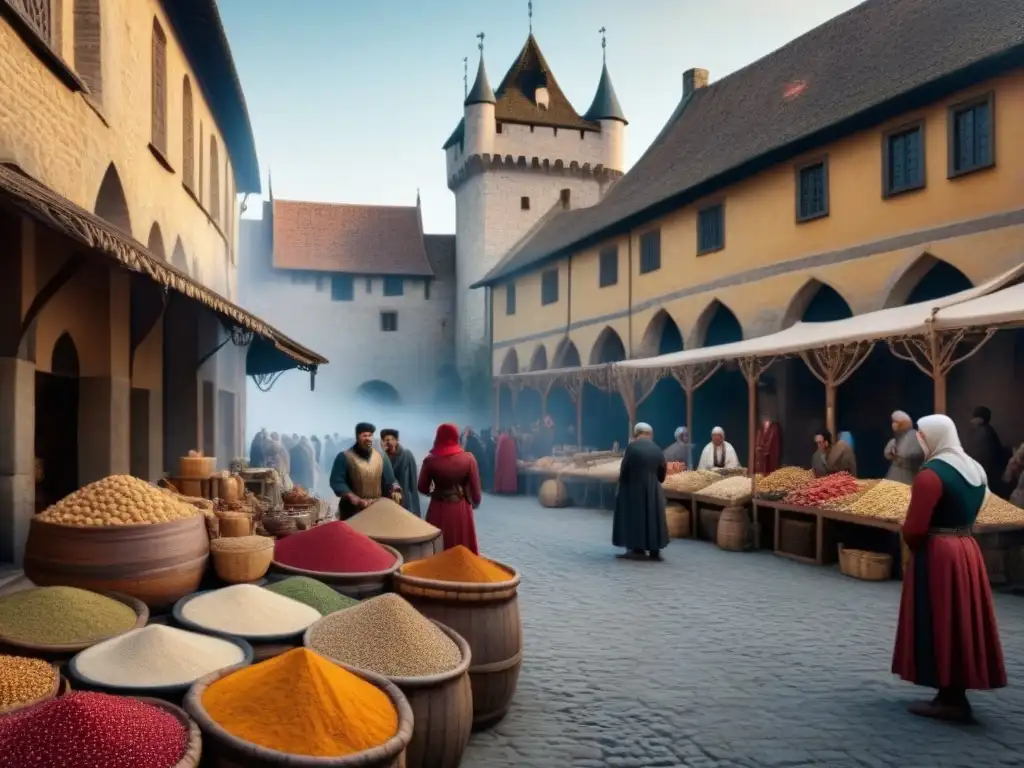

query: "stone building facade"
left=0, top=0, right=322, bottom=564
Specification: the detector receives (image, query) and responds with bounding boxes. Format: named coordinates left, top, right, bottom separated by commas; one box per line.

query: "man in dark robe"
left=479, top=428, right=496, bottom=491
left=288, top=437, right=316, bottom=491
left=612, top=422, right=669, bottom=562
left=330, top=422, right=402, bottom=520
left=321, top=434, right=337, bottom=473
left=381, top=429, right=421, bottom=516
left=494, top=429, right=519, bottom=494
left=310, top=435, right=322, bottom=466
left=462, top=428, right=489, bottom=488
left=962, top=406, right=1006, bottom=495
left=249, top=428, right=267, bottom=468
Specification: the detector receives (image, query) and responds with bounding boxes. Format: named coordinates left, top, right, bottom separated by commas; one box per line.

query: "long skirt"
left=892, top=534, right=1007, bottom=690
left=426, top=498, right=479, bottom=555
left=493, top=446, right=518, bottom=494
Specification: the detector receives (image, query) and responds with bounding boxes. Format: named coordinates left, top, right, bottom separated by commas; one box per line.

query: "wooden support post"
left=576, top=390, right=583, bottom=448
left=825, top=383, right=837, bottom=439
left=929, top=322, right=947, bottom=414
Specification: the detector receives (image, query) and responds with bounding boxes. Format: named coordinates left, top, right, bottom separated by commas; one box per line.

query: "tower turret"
left=583, top=28, right=627, bottom=171
left=464, top=33, right=496, bottom=159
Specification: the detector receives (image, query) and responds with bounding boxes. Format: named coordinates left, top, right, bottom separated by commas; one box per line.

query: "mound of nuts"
left=36, top=475, right=201, bottom=527
left=977, top=494, right=1024, bottom=526
left=848, top=480, right=912, bottom=521
left=0, top=655, right=56, bottom=709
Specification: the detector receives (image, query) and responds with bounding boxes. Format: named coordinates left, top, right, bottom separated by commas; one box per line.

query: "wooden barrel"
left=183, top=662, right=413, bottom=767
left=23, top=515, right=209, bottom=608
left=307, top=621, right=472, bottom=768
left=716, top=507, right=749, bottom=552
left=370, top=532, right=443, bottom=565
left=393, top=562, right=521, bottom=731
left=665, top=503, right=690, bottom=539
left=271, top=545, right=403, bottom=600
left=699, top=507, right=722, bottom=543
left=538, top=479, right=568, bottom=508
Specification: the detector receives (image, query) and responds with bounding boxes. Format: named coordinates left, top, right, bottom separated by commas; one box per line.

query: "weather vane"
left=477, top=32, right=485, bottom=53
left=528, top=1, right=533, bottom=33
left=463, top=56, right=468, bottom=98
left=599, top=26, right=607, bottom=63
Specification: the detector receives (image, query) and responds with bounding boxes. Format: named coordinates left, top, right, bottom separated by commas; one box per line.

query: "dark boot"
left=616, top=549, right=647, bottom=561
left=648, top=550, right=664, bottom=561
left=908, top=688, right=972, bottom=722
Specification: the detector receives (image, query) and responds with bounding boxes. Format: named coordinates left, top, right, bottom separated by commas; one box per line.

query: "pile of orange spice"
left=401, top=545, right=513, bottom=583
left=201, top=648, right=397, bottom=757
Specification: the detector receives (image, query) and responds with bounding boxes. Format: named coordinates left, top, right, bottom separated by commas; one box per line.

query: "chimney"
left=683, top=68, right=709, bottom=100
left=560, top=188, right=571, bottom=209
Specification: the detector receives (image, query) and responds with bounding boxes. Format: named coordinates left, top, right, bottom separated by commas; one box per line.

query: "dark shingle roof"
left=465, top=55, right=496, bottom=106
left=272, top=200, right=434, bottom=277
left=424, top=235, right=457, bottom=280
left=161, top=1, right=261, bottom=193
left=475, top=0, right=1024, bottom=287
left=494, top=34, right=598, bottom=132
left=583, top=62, right=627, bottom=124
left=442, top=118, right=465, bottom=150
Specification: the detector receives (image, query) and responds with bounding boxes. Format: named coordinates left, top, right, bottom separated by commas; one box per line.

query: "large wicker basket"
left=211, top=541, right=274, bottom=584
left=665, top=504, right=690, bottom=539
left=838, top=545, right=893, bottom=581
left=699, top=507, right=722, bottom=542
left=716, top=507, right=749, bottom=552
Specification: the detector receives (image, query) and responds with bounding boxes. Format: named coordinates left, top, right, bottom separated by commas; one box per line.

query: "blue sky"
left=219, top=0, right=863, bottom=234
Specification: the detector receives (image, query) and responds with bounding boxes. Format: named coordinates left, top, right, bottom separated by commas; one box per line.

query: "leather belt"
left=928, top=526, right=973, bottom=536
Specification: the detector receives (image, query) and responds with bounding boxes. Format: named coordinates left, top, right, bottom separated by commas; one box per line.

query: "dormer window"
left=535, top=87, right=550, bottom=110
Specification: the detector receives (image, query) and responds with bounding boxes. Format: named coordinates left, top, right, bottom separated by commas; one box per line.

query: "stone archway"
left=36, top=332, right=81, bottom=506
left=589, top=327, right=627, bottom=365
left=355, top=380, right=402, bottom=407
left=94, top=163, right=132, bottom=235
left=147, top=222, right=166, bottom=259
left=639, top=309, right=684, bottom=357
left=883, top=253, right=973, bottom=309
left=529, top=344, right=548, bottom=372
left=499, top=348, right=519, bottom=375
left=551, top=338, right=581, bottom=369
left=690, top=299, right=743, bottom=348
left=781, top=278, right=854, bottom=328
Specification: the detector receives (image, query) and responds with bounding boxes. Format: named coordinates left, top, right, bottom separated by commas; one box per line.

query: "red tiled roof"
left=272, top=200, right=434, bottom=277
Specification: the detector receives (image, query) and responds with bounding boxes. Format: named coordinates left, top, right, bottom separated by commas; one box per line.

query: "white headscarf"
left=711, top=426, right=725, bottom=437
left=634, top=422, right=653, bottom=437
left=891, top=410, right=911, bottom=425
left=674, top=426, right=687, bottom=439
left=917, top=414, right=987, bottom=487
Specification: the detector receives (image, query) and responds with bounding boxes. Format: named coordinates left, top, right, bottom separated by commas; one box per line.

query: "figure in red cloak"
left=493, top=429, right=519, bottom=494
left=418, top=423, right=482, bottom=554
left=755, top=417, right=781, bottom=475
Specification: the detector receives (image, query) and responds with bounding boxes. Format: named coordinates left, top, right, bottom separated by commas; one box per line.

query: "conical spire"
left=465, top=33, right=495, bottom=106
left=583, top=62, right=627, bottom=123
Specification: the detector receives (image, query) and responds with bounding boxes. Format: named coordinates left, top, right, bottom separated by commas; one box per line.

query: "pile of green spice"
left=0, top=587, right=136, bottom=646
left=265, top=577, right=359, bottom=616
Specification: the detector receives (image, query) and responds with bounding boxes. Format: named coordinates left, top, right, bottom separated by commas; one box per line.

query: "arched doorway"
left=883, top=253, right=972, bottom=309
left=499, top=349, right=519, bottom=375
left=528, top=345, right=548, bottom=372
left=35, top=333, right=80, bottom=509
left=147, top=222, right=166, bottom=259
left=94, top=163, right=132, bottom=235
left=551, top=338, right=581, bottom=369
left=691, top=300, right=748, bottom=462
left=637, top=310, right=686, bottom=446
left=779, top=280, right=855, bottom=465
left=586, top=327, right=629, bottom=447
left=354, top=380, right=402, bottom=408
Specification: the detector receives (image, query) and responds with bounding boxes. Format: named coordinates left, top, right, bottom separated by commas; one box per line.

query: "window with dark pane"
left=599, top=246, right=619, bottom=287
left=506, top=283, right=517, bottom=315
left=380, top=311, right=398, bottom=332
left=886, top=126, right=923, bottom=194
left=541, top=269, right=559, bottom=305
left=639, top=230, right=661, bottom=274
left=331, top=275, right=354, bottom=301
left=151, top=20, right=168, bottom=155
left=383, top=276, right=404, bottom=297
left=797, top=162, right=828, bottom=221
left=520, top=196, right=530, bottom=211
left=697, top=204, right=725, bottom=254
left=952, top=100, right=993, bottom=174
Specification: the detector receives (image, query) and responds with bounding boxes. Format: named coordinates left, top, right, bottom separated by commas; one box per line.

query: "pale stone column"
left=0, top=358, right=36, bottom=565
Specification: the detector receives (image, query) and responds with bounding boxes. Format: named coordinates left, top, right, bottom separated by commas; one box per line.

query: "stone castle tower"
left=444, top=33, right=627, bottom=379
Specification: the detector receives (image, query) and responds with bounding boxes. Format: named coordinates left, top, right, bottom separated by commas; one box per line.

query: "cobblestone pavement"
left=461, top=495, right=1024, bottom=768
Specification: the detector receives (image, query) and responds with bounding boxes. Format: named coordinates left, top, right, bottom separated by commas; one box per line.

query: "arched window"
left=198, top=121, right=204, bottom=206
left=151, top=19, right=168, bottom=154
left=209, top=136, right=220, bottom=224
left=74, top=0, right=102, bottom=102
left=182, top=76, right=195, bottom=190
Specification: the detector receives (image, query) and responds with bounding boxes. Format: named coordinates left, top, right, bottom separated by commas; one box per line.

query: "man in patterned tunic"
left=329, top=422, right=402, bottom=520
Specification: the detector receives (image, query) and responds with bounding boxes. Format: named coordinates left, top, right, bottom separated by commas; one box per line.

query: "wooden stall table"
left=690, top=492, right=753, bottom=544
left=522, top=467, right=557, bottom=496
left=559, top=469, right=619, bottom=510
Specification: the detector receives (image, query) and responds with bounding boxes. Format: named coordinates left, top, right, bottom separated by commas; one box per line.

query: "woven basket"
left=211, top=544, right=274, bottom=583
left=838, top=546, right=893, bottom=581
left=779, top=517, right=815, bottom=559
left=216, top=514, right=254, bottom=538
left=699, top=507, right=722, bottom=542
left=716, top=507, right=749, bottom=552
left=665, top=504, right=690, bottom=539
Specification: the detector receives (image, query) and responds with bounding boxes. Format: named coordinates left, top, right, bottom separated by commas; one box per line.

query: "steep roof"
left=465, top=55, right=496, bottom=106
left=424, top=235, right=457, bottom=280
left=442, top=118, right=465, bottom=150
left=583, top=62, right=627, bottom=124
left=474, top=0, right=1024, bottom=287
left=160, top=1, right=261, bottom=193
left=272, top=201, right=434, bottom=277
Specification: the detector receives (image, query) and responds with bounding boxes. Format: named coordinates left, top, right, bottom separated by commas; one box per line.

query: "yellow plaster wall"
left=492, top=69, right=1024, bottom=367
left=0, top=0, right=238, bottom=295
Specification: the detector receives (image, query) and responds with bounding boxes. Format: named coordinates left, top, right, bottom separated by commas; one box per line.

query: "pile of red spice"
left=274, top=521, right=397, bottom=573
left=0, top=691, right=187, bottom=768
left=784, top=472, right=860, bottom=507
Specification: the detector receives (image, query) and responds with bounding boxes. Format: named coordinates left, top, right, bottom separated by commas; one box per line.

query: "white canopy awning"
left=617, top=261, right=1024, bottom=370
left=933, top=280, right=1024, bottom=331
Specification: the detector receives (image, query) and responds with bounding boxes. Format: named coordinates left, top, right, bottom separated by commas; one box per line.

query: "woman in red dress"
left=493, top=429, right=519, bottom=494
left=418, top=423, right=482, bottom=554
left=892, top=414, right=1007, bottom=722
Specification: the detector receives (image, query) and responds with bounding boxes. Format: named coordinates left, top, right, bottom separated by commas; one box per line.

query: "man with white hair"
left=663, top=426, right=693, bottom=468
left=697, top=427, right=740, bottom=471
left=884, top=410, right=924, bottom=484
left=612, top=423, right=669, bottom=561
